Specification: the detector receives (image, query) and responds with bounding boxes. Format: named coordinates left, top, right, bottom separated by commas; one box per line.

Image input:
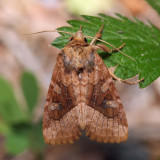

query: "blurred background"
left=0, top=0, right=160, bottom=160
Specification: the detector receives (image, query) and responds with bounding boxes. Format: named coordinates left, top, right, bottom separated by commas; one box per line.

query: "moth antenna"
left=24, top=30, right=74, bottom=36
left=85, top=35, right=136, bottom=61
left=79, top=26, right=83, bottom=31
left=24, top=29, right=135, bottom=61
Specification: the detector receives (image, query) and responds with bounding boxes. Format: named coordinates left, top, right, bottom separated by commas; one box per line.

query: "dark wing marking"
left=43, top=52, right=81, bottom=145
left=84, top=52, right=128, bottom=143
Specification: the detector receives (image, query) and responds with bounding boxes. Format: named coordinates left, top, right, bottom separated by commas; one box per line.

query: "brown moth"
left=43, top=26, right=128, bottom=145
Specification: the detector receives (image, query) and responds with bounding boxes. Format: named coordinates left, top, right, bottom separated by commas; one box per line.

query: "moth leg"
left=95, top=43, right=125, bottom=53
left=90, top=24, right=104, bottom=45
left=108, top=69, right=144, bottom=84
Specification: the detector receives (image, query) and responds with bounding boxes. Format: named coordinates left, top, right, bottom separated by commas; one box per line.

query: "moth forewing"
left=43, top=27, right=128, bottom=145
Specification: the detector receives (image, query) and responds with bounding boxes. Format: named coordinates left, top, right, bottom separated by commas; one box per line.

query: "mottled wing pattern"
left=43, top=49, right=128, bottom=144
left=82, top=52, right=128, bottom=143
left=43, top=52, right=82, bottom=145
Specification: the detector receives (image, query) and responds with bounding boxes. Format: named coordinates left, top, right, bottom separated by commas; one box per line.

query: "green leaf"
left=0, top=77, right=26, bottom=124
left=51, top=14, right=160, bottom=88
left=0, top=121, right=11, bottom=135
left=52, top=36, right=69, bottom=49
left=29, top=120, right=45, bottom=153
left=5, top=120, right=44, bottom=155
left=21, top=72, right=39, bottom=114
left=146, top=0, right=160, bottom=15
left=6, top=131, right=30, bottom=155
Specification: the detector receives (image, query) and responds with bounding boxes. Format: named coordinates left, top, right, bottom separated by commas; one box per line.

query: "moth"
left=42, top=26, right=130, bottom=145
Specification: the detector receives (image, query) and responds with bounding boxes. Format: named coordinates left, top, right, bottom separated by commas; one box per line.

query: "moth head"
left=69, top=26, right=88, bottom=43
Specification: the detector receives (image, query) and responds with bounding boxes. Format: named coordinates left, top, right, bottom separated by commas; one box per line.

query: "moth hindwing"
left=43, top=27, right=128, bottom=145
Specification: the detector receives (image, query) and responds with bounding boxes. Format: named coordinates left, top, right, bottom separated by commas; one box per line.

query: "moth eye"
left=70, top=37, right=73, bottom=41
left=84, top=38, right=88, bottom=42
